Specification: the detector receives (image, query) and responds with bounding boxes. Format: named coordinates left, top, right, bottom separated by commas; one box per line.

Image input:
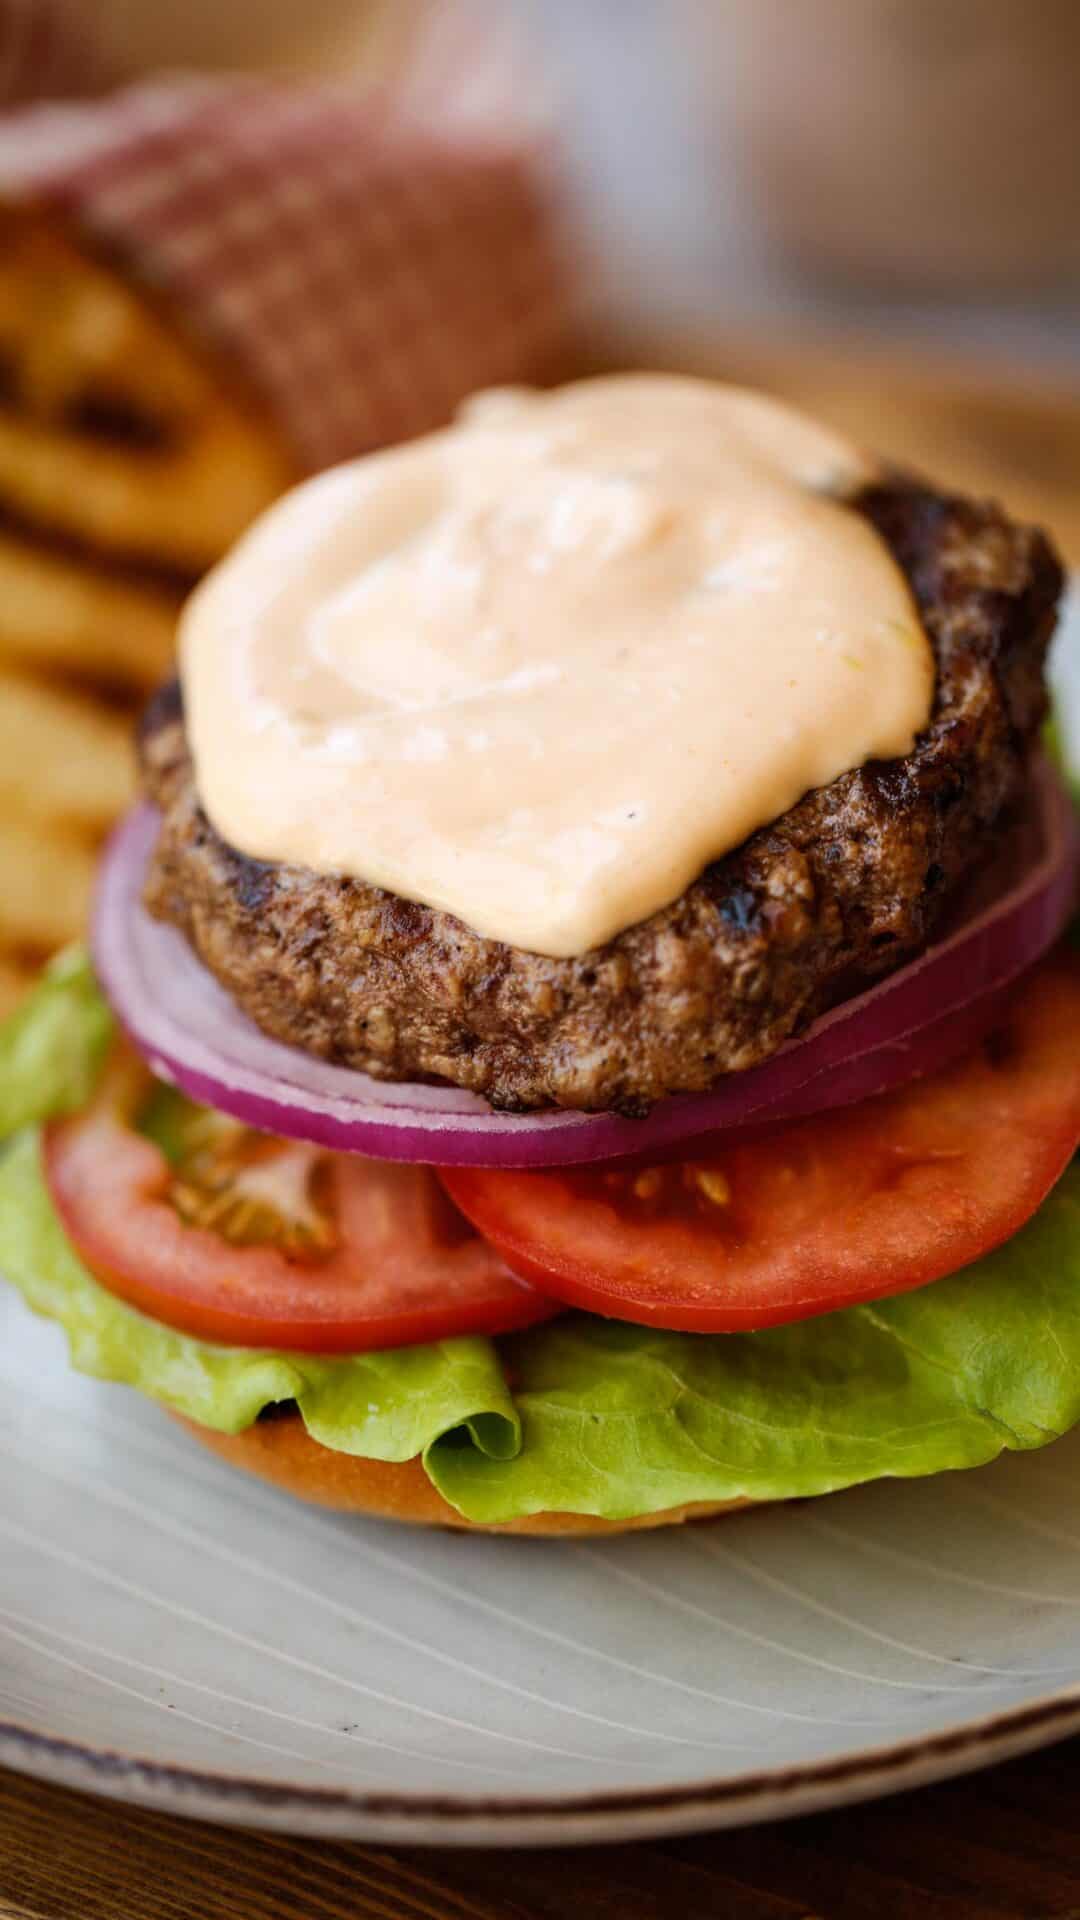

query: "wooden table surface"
left=4, top=1734, right=1080, bottom=1920
left=4, top=337, right=1080, bottom=1918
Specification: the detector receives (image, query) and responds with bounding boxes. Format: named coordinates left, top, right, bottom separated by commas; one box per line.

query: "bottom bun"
left=175, top=1413, right=750, bottom=1536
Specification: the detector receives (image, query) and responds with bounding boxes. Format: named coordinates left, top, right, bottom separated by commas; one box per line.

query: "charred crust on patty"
left=140, top=479, right=1062, bottom=1114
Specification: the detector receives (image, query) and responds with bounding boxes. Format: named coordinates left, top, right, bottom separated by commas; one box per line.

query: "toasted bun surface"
left=176, top=1414, right=749, bottom=1536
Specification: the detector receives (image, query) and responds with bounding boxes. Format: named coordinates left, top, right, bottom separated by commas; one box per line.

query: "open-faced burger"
left=3, top=375, right=1078, bottom=1534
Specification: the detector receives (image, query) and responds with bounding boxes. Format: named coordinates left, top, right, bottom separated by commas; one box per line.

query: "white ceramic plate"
left=1, top=600, right=1077, bottom=1850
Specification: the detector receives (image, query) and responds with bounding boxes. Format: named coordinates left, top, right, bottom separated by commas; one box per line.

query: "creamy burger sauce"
left=181, top=376, right=933, bottom=957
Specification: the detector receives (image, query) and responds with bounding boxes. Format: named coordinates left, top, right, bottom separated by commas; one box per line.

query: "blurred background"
left=2, top=0, right=1079, bottom=1012
left=530, top=0, right=1080, bottom=564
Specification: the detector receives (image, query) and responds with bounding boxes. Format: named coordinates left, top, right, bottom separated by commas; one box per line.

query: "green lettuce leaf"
left=0, top=947, right=112, bottom=1141
left=429, top=1168, right=1080, bottom=1520
left=0, top=1129, right=518, bottom=1467
left=3, top=1116, right=1079, bottom=1523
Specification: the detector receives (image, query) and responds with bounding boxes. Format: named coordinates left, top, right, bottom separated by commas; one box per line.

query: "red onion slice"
left=92, top=763, right=1077, bottom=1170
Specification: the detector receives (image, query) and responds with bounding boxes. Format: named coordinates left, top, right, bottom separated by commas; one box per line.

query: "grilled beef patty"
left=140, top=480, right=1061, bottom=1113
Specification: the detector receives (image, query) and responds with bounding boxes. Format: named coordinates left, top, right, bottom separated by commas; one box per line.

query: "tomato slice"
left=441, top=949, right=1080, bottom=1334
left=44, top=1071, right=556, bottom=1353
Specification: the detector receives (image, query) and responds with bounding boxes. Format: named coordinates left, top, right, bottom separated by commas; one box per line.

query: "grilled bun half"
left=176, top=1414, right=748, bottom=1536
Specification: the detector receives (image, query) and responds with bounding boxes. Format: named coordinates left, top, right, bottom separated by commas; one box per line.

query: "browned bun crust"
left=175, top=1413, right=749, bottom=1536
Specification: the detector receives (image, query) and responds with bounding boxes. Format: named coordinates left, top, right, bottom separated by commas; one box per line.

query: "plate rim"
left=5, top=1679, right=1080, bottom=1841
left=3, top=595, right=1077, bottom=1844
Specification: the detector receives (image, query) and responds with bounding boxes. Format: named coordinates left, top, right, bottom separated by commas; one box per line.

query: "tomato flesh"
left=45, top=1080, right=557, bottom=1353
left=441, top=949, right=1080, bottom=1334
